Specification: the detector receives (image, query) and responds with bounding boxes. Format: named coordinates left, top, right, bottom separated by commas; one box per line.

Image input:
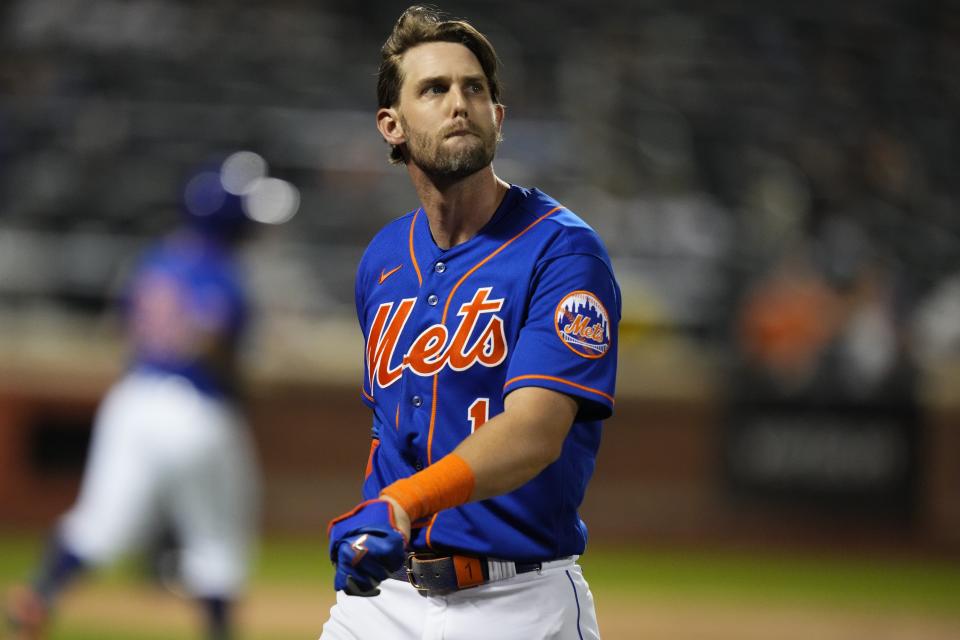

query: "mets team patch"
left=554, top=290, right=612, bottom=358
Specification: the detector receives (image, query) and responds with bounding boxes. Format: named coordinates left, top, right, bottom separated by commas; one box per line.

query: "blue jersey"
left=356, top=185, right=620, bottom=561
left=124, top=229, right=249, bottom=398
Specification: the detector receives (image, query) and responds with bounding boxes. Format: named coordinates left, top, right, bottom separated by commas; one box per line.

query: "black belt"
left=389, top=552, right=549, bottom=597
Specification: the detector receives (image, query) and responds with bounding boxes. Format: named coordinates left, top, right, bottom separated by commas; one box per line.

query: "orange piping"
left=504, top=374, right=615, bottom=405
left=426, top=374, right=439, bottom=463
left=409, top=209, right=423, bottom=287
left=424, top=512, right=439, bottom=549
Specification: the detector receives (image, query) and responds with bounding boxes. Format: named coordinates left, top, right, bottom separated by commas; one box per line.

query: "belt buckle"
left=404, top=553, right=431, bottom=595
left=404, top=552, right=460, bottom=597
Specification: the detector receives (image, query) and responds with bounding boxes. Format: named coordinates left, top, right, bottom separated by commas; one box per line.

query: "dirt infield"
left=44, top=581, right=960, bottom=640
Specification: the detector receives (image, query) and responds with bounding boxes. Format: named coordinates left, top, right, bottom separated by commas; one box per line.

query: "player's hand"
left=327, top=500, right=407, bottom=597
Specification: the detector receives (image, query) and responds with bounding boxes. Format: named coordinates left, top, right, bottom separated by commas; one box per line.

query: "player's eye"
left=423, top=84, right=446, bottom=96
left=468, top=82, right=485, bottom=94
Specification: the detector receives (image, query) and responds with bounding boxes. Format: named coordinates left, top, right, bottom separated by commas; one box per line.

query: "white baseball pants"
left=320, top=557, right=601, bottom=639
left=60, top=372, right=259, bottom=597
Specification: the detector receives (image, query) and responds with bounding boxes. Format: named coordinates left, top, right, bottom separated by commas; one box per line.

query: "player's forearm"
left=452, top=391, right=577, bottom=500
left=380, top=387, right=578, bottom=530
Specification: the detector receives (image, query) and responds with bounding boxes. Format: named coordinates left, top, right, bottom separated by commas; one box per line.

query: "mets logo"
left=366, top=287, right=508, bottom=390
left=555, top=291, right=611, bottom=358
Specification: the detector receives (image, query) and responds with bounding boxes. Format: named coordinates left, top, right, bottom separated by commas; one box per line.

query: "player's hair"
left=378, top=5, right=502, bottom=164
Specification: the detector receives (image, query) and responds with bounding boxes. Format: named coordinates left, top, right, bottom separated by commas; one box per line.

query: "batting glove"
left=328, top=499, right=407, bottom=597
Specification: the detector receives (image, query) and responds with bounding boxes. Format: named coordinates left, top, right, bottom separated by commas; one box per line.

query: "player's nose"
left=447, top=86, right=469, bottom=117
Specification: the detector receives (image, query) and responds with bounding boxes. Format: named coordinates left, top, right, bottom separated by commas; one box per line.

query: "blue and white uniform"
left=324, top=185, right=619, bottom=640
left=60, top=229, right=259, bottom=598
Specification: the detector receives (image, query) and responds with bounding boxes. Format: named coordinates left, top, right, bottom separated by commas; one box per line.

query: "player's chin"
left=449, top=144, right=493, bottom=168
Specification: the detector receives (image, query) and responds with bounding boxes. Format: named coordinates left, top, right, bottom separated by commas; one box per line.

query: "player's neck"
left=409, top=165, right=509, bottom=250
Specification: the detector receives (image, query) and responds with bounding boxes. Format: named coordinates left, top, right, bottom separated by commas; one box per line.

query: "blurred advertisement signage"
left=724, top=403, right=918, bottom=517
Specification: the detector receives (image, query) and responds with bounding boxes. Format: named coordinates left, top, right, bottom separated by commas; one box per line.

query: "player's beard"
left=402, top=117, right=499, bottom=181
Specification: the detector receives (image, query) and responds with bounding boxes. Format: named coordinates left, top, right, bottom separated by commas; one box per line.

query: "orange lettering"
left=563, top=315, right=590, bottom=336
left=366, top=289, right=510, bottom=389
left=367, top=298, right=416, bottom=389
left=587, top=323, right=604, bottom=342
left=463, top=316, right=507, bottom=367
left=448, top=288, right=504, bottom=370
left=404, top=325, right=448, bottom=376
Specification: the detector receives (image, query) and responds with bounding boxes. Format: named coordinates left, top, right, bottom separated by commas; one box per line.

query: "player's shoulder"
left=355, top=207, right=419, bottom=285
left=358, top=208, right=418, bottom=264
left=512, top=186, right=611, bottom=260
left=366, top=208, right=419, bottom=248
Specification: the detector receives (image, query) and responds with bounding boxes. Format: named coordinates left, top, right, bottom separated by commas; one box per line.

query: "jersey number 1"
left=467, top=398, right=489, bottom=433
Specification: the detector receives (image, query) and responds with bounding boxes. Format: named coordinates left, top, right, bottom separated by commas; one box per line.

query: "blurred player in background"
left=323, top=6, right=619, bottom=639
left=5, top=152, right=297, bottom=640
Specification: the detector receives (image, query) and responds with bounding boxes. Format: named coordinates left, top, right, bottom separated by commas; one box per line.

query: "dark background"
left=1, top=0, right=959, bottom=554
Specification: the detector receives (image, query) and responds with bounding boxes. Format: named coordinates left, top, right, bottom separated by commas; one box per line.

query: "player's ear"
left=377, top=107, right=405, bottom=147
left=494, top=103, right=505, bottom=141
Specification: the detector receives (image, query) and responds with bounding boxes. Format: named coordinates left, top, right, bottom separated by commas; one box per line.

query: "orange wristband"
left=380, top=453, right=476, bottom=523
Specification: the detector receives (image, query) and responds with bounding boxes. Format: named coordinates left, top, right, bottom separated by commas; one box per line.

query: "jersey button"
left=434, top=262, right=446, bottom=274
left=427, top=294, right=439, bottom=306
left=412, top=395, right=423, bottom=407
left=415, top=459, right=424, bottom=471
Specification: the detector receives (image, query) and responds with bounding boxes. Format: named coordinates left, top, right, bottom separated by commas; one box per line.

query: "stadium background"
left=1, top=0, right=959, bottom=637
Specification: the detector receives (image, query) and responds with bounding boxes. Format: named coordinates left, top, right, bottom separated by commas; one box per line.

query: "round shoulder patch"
left=554, top=290, right=612, bottom=359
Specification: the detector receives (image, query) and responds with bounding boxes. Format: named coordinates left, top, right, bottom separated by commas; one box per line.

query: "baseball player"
left=5, top=155, right=267, bottom=640
left=322, top=6, right=619, bottom=639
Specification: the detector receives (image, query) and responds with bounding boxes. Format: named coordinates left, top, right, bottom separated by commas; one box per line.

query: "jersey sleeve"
left=504, top=252, right=620, bottom=421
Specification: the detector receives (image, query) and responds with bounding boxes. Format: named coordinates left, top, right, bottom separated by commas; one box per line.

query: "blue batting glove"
left=328, top=499, right=407, bottom=596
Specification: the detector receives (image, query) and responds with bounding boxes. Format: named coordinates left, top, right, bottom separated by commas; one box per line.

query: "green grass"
left=254, top=537, right=960, bottom=616
left=248, top=535, right=332, bottom=585
left=6, top=533, right=957, bottom=613
left=579, top=544, right=960, bottom=615
left=2, top=531, right=959, bottom=640
left=0, top=534, right=38, bottom=579
left=0, top=532, right=338, bottom=595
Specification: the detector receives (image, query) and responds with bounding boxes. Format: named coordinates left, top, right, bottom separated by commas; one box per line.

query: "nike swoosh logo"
left=379, top=265, right=403, bottom=285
